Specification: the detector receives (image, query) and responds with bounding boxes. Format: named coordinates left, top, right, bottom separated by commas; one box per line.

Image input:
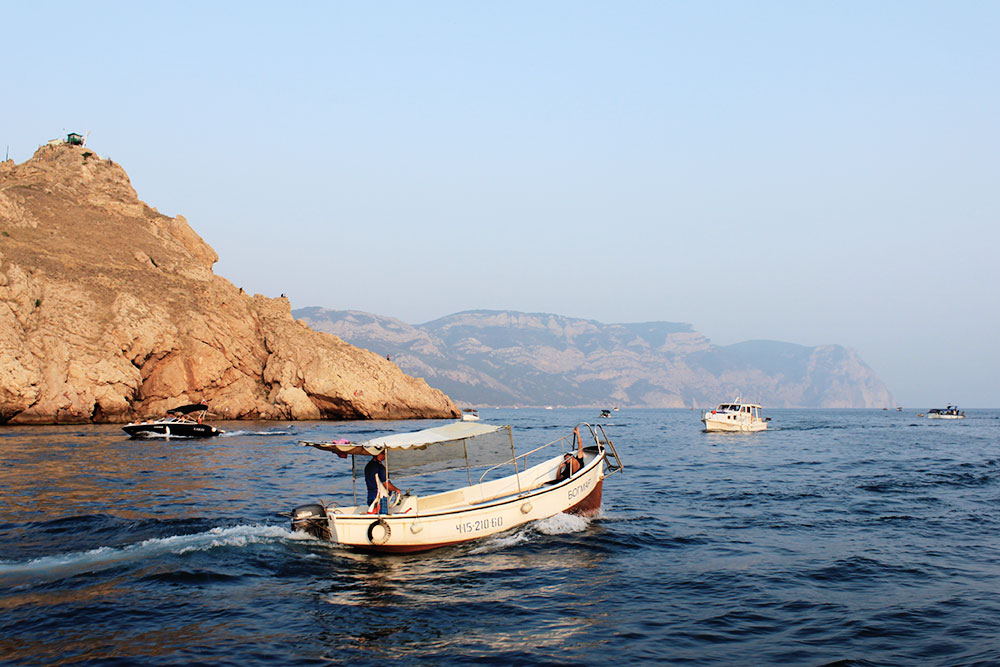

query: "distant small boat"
left=702, top=397, right=768, bottom=433
left=545, top=406, right=553, bottom=410
left=122, top=402, right=223, bottom=438
left=927, top=406, right=965, bottom=419
left=461, top=409, right=480, bottom=422
left=600, top=409, right=612, bottom=419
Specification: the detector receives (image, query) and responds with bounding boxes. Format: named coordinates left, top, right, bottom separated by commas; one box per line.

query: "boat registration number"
left=456, top=516, right=503, bottom=534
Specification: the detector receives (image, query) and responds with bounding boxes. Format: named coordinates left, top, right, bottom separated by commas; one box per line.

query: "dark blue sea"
left=2, top=409, right=999, bottom=666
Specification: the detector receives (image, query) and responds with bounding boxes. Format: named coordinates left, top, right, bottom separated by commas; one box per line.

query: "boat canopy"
left=167, top=402, right=209, bottom=415
left=301, top=422, right=515, bottom=473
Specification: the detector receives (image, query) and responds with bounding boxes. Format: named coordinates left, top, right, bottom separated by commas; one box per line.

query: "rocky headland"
left=0, top=141, right=459, bottom=424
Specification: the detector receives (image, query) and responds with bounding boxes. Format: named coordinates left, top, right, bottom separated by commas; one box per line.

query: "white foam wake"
left=466, top=512, right=593, bottom=555
left=467, top=530, right=531, bottom=554
left=0, top=524, right=309, bottom=582
left=533, top=512, right=591, bottom=535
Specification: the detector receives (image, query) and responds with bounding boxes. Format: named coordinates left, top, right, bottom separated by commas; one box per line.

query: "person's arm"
left=387, top=479, right=402, bottom=494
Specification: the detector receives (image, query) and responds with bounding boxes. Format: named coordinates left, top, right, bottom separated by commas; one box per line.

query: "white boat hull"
left=701, top=415, right=767, bottom=432
left=927, top=414, right=964, bottom=419
left=324, top=450, right=606, bottom=553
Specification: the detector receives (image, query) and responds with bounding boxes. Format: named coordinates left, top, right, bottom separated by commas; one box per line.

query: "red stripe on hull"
left=352, top=540, right=466, bottom=554
left=567, top=478, right=603, bottom=516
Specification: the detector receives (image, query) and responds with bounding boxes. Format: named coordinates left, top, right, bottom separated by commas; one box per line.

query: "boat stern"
left=290, top=503, right=332, bottom=540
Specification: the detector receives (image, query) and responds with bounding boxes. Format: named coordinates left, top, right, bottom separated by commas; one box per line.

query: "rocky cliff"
left=297, top=308, right=895, bottom=409
left=0, top=142, right=459, bottom=424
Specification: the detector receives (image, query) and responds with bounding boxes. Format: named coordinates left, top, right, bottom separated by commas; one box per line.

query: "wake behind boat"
left=122, top=402, right=223, bottom=438
left=701, top=397, right=769, bottom=432
left=292, top=421, right=623, bottom=553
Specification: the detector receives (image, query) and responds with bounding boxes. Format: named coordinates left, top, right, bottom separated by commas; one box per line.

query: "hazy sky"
left=4, top=2, right=998, bottom=407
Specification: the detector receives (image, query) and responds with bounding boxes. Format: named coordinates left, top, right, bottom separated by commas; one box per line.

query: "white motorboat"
left=461, top=408, right=480, bottom=421
left=701, top=398, right=768, bottom=432
left=927, top=405, right=965, bottom=419
left=292, top=421, right=623, bottom=553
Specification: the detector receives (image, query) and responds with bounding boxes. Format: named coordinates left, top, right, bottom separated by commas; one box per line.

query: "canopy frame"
left=300, top=422, right=521, bottom=504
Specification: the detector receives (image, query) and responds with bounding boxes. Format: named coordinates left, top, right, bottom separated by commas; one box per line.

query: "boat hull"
left=701, top=416, right=767, bottom=432
left=927, top=414, right=964, bottom=419
left=122, top=422, right=223, bottom=438
left=328, top=452, right=607, bottom=553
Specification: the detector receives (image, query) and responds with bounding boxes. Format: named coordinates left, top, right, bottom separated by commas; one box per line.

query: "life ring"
left=367, top=519, right=391, bottom=545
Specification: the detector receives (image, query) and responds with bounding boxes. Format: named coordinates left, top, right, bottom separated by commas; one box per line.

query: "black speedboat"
left=122, top=402, right=224, bottom=438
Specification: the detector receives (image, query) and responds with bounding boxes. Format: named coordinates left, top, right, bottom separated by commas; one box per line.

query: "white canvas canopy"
left=301, top=422, right=515, bottom=473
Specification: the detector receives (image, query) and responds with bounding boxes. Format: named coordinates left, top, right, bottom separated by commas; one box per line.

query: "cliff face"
left=297, top=308, right=895, bottom=409
left=0, top=143, right=459, bottom=424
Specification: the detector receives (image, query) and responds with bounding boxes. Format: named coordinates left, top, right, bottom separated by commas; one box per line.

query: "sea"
left=1, top=408, right=999, bottom=666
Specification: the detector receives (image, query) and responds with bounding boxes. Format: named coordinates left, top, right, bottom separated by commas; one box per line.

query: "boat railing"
left=593, top=423, right=624, bottom=474
left=477, top=434, right=570, bottom=485
left=476, top=422, right=622, bottom=484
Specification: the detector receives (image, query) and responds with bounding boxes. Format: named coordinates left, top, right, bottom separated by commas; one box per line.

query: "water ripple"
left=1, top=410, right=999, bottom=665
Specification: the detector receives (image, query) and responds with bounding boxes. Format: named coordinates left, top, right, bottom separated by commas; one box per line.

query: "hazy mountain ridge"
left=295, top=308, right=894, bottom=408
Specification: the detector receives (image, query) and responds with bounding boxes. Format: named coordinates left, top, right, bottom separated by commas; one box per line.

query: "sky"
left=3, top=2, right=998, bottom=407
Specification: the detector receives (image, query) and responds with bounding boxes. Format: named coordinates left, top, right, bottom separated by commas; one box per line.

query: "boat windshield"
left=166, top=403, right=210, bottom=416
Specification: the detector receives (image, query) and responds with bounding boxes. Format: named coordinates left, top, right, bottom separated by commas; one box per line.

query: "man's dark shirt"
left=364, top=458, right=386, bottom=505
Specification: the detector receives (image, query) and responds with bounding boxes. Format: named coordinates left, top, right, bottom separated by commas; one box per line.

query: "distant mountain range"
left=294, top=308, right=894, bottom=409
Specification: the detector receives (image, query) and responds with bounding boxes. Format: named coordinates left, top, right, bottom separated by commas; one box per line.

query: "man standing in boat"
left=365, top=451, right=402, bottom=513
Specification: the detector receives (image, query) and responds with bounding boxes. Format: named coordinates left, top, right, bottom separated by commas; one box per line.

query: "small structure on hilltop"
left=48, top=132, right=89, bottom=147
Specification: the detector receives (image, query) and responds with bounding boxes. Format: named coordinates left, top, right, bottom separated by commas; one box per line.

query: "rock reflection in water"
left=0, top=423, right=284, bottom=523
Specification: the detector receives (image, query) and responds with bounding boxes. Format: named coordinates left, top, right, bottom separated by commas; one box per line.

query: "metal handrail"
left=595, top=423, right=624, bottom=473
left=476, top=422, right=615, bottom=484
left=477, top=433, right=570, bottom=484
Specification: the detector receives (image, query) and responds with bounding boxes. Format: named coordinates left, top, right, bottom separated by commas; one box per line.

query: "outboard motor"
left=290, top=503, right=331, bottom=540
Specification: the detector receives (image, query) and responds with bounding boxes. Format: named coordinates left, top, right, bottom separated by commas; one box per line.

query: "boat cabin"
left=715, top=403, right=763, bottom=419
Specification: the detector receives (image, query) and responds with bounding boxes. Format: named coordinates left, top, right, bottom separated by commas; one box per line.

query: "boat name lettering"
left=568, top=478, right=593, bottom=501
left=456, top=516, right=503, bottom=534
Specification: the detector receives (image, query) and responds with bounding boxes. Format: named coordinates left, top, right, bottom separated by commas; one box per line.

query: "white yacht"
left=927, top=406, right=965, bottom=419
left=702, top=398, right=768, bottom=432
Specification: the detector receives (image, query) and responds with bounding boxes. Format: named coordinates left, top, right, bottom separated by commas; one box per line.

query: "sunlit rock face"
left=298, top=308, right=894, bottom=409
left=0, top=143, right=459, bottom=424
